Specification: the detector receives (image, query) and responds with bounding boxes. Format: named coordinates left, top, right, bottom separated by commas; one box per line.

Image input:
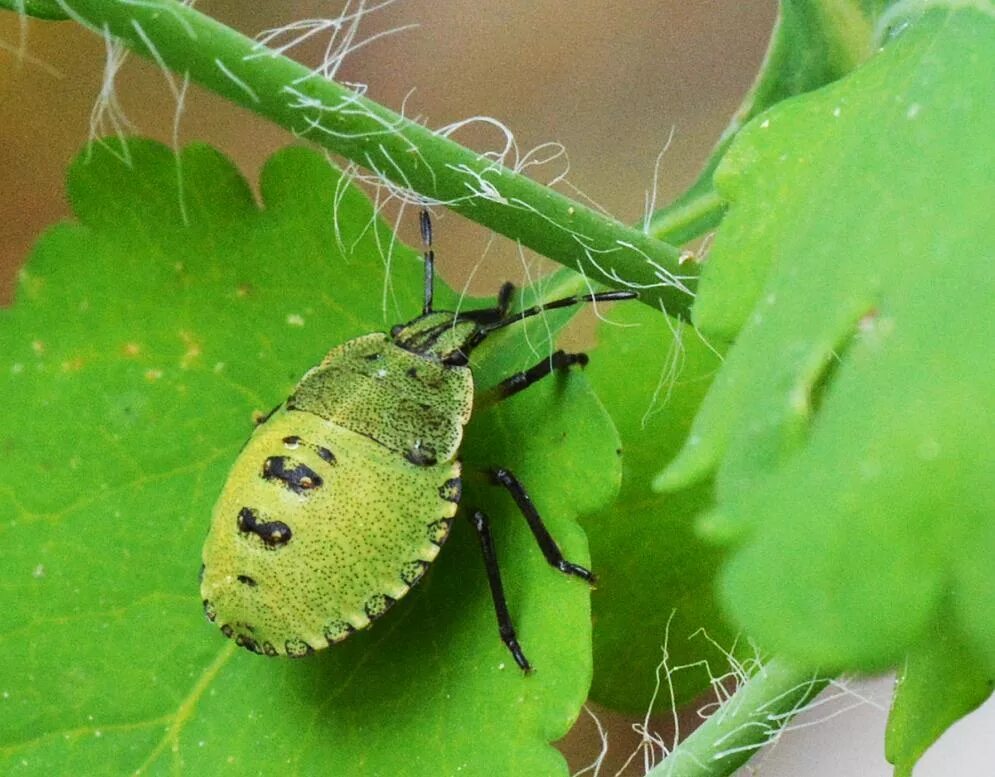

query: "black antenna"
left=482, top=290, right=637, bottom=334
left=465, top=289, right=638, bottom=351
left=419, top=208, right=434, bottom=315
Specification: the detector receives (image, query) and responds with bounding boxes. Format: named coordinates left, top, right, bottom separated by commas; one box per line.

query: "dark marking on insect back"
left=262, top=641, right=278, bottom=657
left=405, top=440, right=437, bottom=467
left=323, top=620, right=356, bottom=644
left=262, top=456, right=323, bottom=494
left=255, top=402, right=281, bottom=426
left=237, top=507, right=293, bottom=548
left=285, top=638, right=314, bottom=658
left=220, top=624, right=234, bottom=638
left=203, top=599, right=217, bottom=623
left=236, top=574, right=257, bottom=588
left=400, top=559, right=430, bottom=587
left=316, top=446, right=336, bottom=465
left=364, top=593, right=397, bottom=621
left=426, top=518, right=453, bottom=547
left=438, top=477, right=462, bottom=503
left=282, top=435, right=301, bottom=448
left=236, top=634, right=263, bottom=654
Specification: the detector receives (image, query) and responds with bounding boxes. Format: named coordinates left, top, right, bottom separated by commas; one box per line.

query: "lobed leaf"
left=657, top=5, right=994, bottom=767
left=0, top=140, right=623, bottom=775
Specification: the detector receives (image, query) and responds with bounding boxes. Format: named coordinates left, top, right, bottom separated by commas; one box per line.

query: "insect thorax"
left=390, top=311, right=480, bottom=365
left=289, top=330, right=473, bottom=466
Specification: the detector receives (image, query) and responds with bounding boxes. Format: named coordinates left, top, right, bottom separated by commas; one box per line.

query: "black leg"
left=419, top=208, right=434, bottom=314
left=458, top=281, right=516, bottom=327
left=495, top=281, right=515, bottom=318
left=489, top=468, right=596, bottom=583
left=469, top=509, right=533, bottom=672
left=495, top=349, right=588, bottom=400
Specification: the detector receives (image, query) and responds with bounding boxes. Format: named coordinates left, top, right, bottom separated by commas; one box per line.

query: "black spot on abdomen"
left=237, top=507, right=292, bottom=548
left=262, top=456, right=323, bottom=494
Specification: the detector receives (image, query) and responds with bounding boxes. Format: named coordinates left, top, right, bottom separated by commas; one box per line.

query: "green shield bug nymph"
left=200, top=210, right=635, bottom=671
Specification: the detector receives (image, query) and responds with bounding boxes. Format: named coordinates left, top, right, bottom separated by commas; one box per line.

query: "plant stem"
left=22, top=0, right=696, bottom=317
left=646, top=658, right=829, bottom=777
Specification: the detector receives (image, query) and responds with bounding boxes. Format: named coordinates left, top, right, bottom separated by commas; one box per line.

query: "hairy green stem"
left=4, top=0, right=696, bottom=316
left=647, top=658, right=829, bottom=777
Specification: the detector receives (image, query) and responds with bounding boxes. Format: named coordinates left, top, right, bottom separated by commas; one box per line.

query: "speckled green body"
left=201, top=331, right=471, bottom=657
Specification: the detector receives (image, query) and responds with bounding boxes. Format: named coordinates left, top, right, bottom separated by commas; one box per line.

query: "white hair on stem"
left=358, top=157, right=408, bottom=320
left=6, top=0, right=66, bottom=76
left=88, top=25, right=135, bottom=166
left=118, top=0, right=199, bottom=40
left=514, top=140, right=570, bottom=185
left=512, top=242, right=554, bottom=362
left=641, top=126, right=677, bottom=235
left=442, top=162, right=510, bottom=206
left=330, top=159, right=362, bottom=260
left=611, top=611, right=680, bottom=776
left=0, top=26, right=64, bottom=78
left=129, top=16, right=191, bottom=224
left=690, top=320, right=725, bottom=364
left=572, top=705, right=610, bottom=777
left=639, top=306, right=687, bottom=430
left=436, top=115, right=517, bottom=167
left=612, top=239, right=695, bottom=297
left=214, top=57, right=260, bottom=103
left=568, top=236, right=682, bottom=301
left=657, top=630, right=872, bottom=772
left=450, top=227, right=498, bottom=322
left=250, top=0, right=418, bottom=118
left=56, top=0, right=200, bottom=168
left=559, top=178, right=613, bottom=217
left=566, top=627, right=874, bottom=777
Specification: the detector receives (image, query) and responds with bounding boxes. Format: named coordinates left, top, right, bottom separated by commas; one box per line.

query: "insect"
left=200, top=210, right=635, bottom=671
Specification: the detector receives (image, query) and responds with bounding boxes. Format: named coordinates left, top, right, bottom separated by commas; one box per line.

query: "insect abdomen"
left=200, top=409, right=460, bottom=656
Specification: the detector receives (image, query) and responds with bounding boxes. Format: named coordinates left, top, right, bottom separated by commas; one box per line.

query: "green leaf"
left=0, top=139, right=623, bottom=775
left=657, top=4, right=995, bottom=678
left=886, top=612, right=995, bottom=777
left=581, top=302, right=735, bottom=712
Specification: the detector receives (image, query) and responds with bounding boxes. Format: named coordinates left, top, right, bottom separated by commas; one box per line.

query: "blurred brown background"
left=11, top=3, right=989, bottom=776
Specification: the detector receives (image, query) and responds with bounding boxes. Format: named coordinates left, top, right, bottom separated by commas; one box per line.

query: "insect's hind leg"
left=495, top=349, right=588, bottom=401
left=468, top=508, right=533, bottom=672
left=489, top=467, right=595, bottom=583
